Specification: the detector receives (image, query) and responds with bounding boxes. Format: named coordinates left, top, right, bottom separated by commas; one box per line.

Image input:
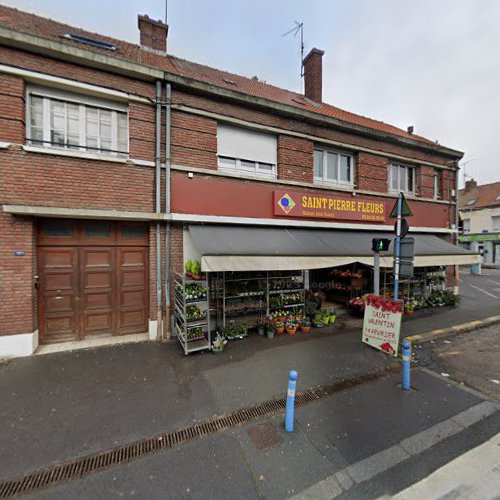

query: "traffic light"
left=372, top=238, right=391, bottom=252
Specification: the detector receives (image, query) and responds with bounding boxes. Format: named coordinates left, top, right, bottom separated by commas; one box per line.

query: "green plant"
left=223, top=320, right=248, bottom=340
left=274, top=321, right=285, bottom=330
left=300, top=318, right=311, bottom=327
left=184, top=259, right=193, bottom=274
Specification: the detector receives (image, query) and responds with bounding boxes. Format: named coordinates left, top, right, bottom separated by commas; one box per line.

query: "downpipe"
left=155, top=80, right=163, bottom=340
left=164, top=82, right=172, bottom=339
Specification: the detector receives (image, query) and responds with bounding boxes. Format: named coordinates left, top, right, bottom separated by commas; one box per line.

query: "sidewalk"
left=19, top=369, right=500, bottom=499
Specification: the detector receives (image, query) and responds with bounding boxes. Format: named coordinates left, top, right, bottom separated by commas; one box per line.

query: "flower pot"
left=258, top=327, right=265, bottom=336
left=275, top=327, right=284, bottom=334
left=329, top=316, right=336, bottom=325
left=301, top=326, right=311, bottom=333
left=322, top=316, right=330, bottom=325
left=286, top=328, right=297, bottom=335
left=405, top=310, right=414, bottom=316
left=212, top=348, right=225, bottom=355
left=266, top=330, right=275, bottom=339
left=277, top=317, right=286, bottom=322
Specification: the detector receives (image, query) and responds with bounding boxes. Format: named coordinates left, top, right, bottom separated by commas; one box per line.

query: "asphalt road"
left=416, top=323, right=500, bottom=400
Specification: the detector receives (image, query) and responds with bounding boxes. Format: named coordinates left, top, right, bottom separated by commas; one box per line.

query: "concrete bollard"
left=402, top=341, right=411, bottom=391
left=285, top=370, right=298, bottom=432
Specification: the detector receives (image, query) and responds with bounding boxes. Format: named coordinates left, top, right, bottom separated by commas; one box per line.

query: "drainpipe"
left=454, top=160, right=460, bottom=246
left=164, top=82, right=172, bottom=339
left=155, top=80, right=163, bottom=340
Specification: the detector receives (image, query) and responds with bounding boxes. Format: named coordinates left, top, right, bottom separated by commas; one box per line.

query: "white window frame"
left=389, top=163, right=417, bottom=195
left=217, top=155, right=276, bottom=178
left=492, top=216, right=500, bottom=232
left=433, top=170, right=442, bottom=200
left=26, top=85, right=129, bottom=157
left=313, top=147, right=354, bottom=186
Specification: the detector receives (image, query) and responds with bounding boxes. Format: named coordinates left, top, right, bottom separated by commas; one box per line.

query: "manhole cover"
left=247, top=422, right=282, bottom=451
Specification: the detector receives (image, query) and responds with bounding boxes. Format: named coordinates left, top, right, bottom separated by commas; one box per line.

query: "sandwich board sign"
left=362, top=295, right=404, bottom=357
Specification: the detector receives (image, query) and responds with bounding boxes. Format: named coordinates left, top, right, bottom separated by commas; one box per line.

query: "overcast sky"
left=4, top=0, right=499, bottom=186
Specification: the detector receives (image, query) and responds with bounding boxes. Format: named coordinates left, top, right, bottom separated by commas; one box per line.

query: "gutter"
left=0, top=25, right=463, bottom=160
left=164, top=82, right=172, bottom=340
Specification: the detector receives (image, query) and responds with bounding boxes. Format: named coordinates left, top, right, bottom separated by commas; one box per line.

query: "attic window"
left=64, top=32, right=117, bottom=51
left=223, top=78, right=237, bottom=86
left=465, top=199, right=476, bottom=206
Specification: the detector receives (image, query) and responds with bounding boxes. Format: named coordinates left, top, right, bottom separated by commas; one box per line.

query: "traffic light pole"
left=394, top=192, right=403, bottom=300
left=373, top=251, right=380, bottom=296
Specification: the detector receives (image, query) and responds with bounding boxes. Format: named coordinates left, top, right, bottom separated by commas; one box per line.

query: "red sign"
left=273, top=190, right=387, bottom=222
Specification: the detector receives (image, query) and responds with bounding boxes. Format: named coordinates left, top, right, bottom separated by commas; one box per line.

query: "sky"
left=4, top=0, right=500, bottom=186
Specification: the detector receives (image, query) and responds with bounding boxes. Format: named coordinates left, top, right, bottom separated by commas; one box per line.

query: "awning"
left=188, top=225, right=480, bottom=272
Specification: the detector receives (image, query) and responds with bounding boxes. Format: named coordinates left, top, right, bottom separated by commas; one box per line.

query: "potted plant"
left=274, top=321, right=285, bottom=334
left=266, top=321, right=275, bottom=339
left=285, top=318, right=299, bottom=335
left=255, top=319, right=267, bottom=336
left=321, top=308, right=330, bottom=325
left=300, top=318, right=311, bottom=333
left=211, top=332, right=227, bottom=354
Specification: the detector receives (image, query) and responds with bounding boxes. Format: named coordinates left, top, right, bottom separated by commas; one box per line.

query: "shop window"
left=389, top=163, right=416, bottom=194
left=27, top=86, right=128, bottom=157
left=313, top=147, right=353, bottom=186
left=217, top=124, right=277, bottom=178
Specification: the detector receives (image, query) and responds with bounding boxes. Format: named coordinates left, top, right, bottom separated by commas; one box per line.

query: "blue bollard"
left=402, top=341, right=411, bottom=390
left=285, top=370, right=298, bottom=432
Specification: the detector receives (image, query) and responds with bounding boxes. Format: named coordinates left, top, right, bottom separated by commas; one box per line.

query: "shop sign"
left=362, top=295, right=403, bottom=357
left=459, top=233, right=500, bottom=242
left=273, top=190, right=387, bottom=222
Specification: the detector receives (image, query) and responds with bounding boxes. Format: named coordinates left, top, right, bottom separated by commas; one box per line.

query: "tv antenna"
left=282, top=21, right=304, bottom=84
left=461, top=158, right=477, bottom=184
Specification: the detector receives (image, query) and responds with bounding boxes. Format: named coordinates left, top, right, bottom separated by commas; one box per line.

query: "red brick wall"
left=277, top=135, right=313, bottom=182
left=171, top=111, right=217, bottom=169
left=0, top=212, right=35, bottom=336
left=356, top=152, right=388, bottom=192
left=0, top=73, right=25, bottom=144
left=129, top=101, right=156, bottom=162
left=418, top=166, right=436, bottom=199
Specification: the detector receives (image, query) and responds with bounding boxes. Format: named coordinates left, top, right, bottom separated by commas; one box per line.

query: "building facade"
left=459, top=180, right=500, bottom=265
left=0, top=5, right=474, bottom=358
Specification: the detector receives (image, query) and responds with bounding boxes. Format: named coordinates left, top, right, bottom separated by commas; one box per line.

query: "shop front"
left=172, top=223, right=479, bottom=354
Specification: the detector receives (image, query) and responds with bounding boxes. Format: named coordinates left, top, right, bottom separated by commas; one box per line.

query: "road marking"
left=289, top=401, right=499, bottom=500
left=467, top=284, right=499, bottom=299
left=487, top=279, right=500, bottom=286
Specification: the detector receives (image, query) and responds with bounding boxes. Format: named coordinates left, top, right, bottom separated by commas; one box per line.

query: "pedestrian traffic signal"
left=372, top=238, right=391, bottom=252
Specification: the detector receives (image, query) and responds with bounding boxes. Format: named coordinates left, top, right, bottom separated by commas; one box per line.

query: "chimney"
left=303, top=48, right=325, bottom=103
left=464, top=178, right=477, bottom=192
left=138, top=14, right=168, bottom=53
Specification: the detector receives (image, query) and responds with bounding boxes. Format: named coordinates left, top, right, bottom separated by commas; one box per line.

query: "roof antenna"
left=165, top=0, right=168, bottom=24
left=282, top=21, right=304, bottom=90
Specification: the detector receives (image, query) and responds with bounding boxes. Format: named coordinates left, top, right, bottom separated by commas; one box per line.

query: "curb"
left=404, top=315, right=500, bottom=344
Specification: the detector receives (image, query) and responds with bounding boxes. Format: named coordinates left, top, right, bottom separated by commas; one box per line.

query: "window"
left=462, top=218, right=471, bottom=233
left=496, top=195, right=500, bottom=202
left=217, top=124, right=277, bottom=178
left=27, top=86, right=128, bottom=157
left=389, top=163, right=416, bottom=194
left=433, top=170, right=442, bottom=199
left=64, top=32, right=117, bottom=51
left=313, top=148, right=353, bottom=185
left=465, top=199, right=476, bottom=206
left=492, top=216, right=500, bottom=232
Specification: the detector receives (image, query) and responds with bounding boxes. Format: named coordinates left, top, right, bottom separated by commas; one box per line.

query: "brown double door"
left=38, top=219, right=149, bottom=344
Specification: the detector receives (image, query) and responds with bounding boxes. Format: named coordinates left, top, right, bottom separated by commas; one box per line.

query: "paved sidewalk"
left=19, top=369, right=500, bottom=499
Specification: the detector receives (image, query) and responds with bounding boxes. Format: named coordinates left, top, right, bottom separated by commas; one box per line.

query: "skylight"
left=496, top=195, right=500, bottom=201
left=64, top=32, right=117, bottom=51
left=465, top=199, right=476, bottom=206
left=222, top=78, right=237, bottom=86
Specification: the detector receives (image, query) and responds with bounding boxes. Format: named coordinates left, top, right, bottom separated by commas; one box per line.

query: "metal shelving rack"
left=216, top=271, right=305, bottom=330
left=174, top=271, right=211, bottom=355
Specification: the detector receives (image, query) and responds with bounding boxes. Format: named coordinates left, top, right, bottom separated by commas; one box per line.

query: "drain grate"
left=0, top=365, right=398, bottom=498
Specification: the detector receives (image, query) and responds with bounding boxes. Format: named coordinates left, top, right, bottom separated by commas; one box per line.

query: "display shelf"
left=215, top=271, right=305, bottom=329
left=174, top=272, right=211, bottom=355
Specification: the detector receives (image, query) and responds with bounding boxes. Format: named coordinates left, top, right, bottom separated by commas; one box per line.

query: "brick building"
left=0, top=5, right=477, bottom=357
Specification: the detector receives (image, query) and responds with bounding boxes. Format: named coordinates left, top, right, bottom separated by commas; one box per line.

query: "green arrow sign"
left=389, top=193, right=413, bottom=218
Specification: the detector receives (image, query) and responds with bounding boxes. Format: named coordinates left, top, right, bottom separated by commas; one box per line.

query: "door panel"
left=39, top=247, right=79, bottom=344
left=117, top=247, right=148, bottom=334
left=80, top=248, right=114, bottom=337
left=38, top=220, right=149, bottom=343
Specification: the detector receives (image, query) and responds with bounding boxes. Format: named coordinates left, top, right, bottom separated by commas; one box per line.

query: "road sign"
left=398, top=261, right=414, bottom=278
left=390, top=194, right=413, bottom=218
left=399, top=237, right=415, bottom=260
left=394, top=218, right=410, bottom=238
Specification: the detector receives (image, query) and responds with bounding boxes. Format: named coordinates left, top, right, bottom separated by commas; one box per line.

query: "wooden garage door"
left=38, top=220, right=149, bottom=344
